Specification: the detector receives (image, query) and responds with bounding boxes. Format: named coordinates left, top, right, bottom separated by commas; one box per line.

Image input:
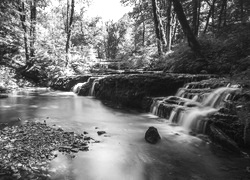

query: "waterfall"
left=202, top=87, right=238, bottom=108
left=89, top=79, right=98, bottom=96
left=169, top=106, right=185, bottom=124
left=180, top=107, right=218, bottom=133
left=71, top=77, right=94, bottom=94
left=150, top=99, right=163, bottom=115
left=178, top=86, right=239, bottom=132
left=72, top=82, right=86, bottom=94
left=150, top=80, right=240, bottom=134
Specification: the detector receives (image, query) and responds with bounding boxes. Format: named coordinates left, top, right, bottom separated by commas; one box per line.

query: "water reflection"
left=1, top=90, right=249, bottom=180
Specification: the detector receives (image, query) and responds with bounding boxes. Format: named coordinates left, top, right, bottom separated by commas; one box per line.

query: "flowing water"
left=0, top=88, right=249, bottom=180
left=150, top=81, right=241, bottom=134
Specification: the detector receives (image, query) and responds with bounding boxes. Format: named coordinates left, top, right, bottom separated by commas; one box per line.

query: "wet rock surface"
left=50, top=75, right=91, bottom=91
left=0, top=121, right=94, bottom=179
left=145, top=126, right=161, bottom=144
left=97, top=131, right=106, bottom=136
left=51, top=73, right=215, bottom=109
left=94, top=73, right=214, bottom=109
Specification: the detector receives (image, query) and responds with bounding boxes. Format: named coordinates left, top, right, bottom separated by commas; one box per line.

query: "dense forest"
left=1, top=0, right=250, bottom=86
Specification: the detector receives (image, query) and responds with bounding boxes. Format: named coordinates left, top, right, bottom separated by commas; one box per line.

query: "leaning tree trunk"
left=171, top=13, right=177, bottom=45
left=172, top=0, right=201, bottom=53
left=65, top=0, right=75, bottom=67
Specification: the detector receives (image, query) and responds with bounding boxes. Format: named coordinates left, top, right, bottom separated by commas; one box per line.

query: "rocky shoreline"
left=0, top=120, right=97, bottom=179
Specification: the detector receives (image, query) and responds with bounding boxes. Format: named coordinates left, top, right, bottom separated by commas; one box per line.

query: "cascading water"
left=202, top=87, right=238, bottom=108
left=89, top=79, right=99, bottom=96
left=150, top=98, right=163, bottom=115
left=72, top=76, right=94, bottom=94
left=180, top=107, right=218, bottom=133
left=71, top=76, right=103, bottom=96
left=150, top=79, right=240, bottom=134
left=72, top=82, right=87, bottom=93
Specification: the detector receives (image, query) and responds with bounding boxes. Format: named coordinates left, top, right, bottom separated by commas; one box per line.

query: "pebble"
left=0, top=121, right=93, bottom=179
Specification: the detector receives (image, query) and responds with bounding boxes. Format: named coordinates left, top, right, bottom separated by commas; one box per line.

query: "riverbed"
left=0, top=89, right=249, bottom=180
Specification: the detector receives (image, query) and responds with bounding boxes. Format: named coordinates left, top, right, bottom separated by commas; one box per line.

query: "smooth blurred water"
left=0, top=89, right=249, bottom=180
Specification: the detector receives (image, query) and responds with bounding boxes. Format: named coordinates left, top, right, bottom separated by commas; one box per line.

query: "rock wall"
left=93, top=74, right=213, bottom=109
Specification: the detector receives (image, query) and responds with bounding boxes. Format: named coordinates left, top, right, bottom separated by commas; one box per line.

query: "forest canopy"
left=0, top=0, right=250, bottom=85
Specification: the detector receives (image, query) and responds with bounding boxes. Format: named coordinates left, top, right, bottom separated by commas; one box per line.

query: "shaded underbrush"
left=162, top=23, right=250, bottom=75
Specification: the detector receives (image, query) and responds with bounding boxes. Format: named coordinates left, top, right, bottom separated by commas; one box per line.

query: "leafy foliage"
left=1, top=0, right=250, bottom=85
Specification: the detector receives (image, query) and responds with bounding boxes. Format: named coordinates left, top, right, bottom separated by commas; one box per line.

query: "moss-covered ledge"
left=93, top=73, right=214, bottom=109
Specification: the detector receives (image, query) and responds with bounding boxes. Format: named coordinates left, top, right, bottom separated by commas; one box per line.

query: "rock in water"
left=145, top=127, right=161, bottom=144
left=97, top=131, right=106, bottom=136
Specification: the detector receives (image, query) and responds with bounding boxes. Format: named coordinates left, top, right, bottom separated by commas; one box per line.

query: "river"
left=0, top=88, right=249, bottom=180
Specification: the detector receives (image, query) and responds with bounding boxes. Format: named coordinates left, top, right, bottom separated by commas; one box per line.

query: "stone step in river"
left=150, top=78, right=241, bottom=136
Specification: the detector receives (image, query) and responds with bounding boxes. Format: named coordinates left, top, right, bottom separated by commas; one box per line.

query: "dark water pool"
left=0, top=89, right=249, bottom=180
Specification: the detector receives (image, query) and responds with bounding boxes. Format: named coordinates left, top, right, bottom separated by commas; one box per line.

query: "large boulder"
left=145, top=126, right=161, bottom=144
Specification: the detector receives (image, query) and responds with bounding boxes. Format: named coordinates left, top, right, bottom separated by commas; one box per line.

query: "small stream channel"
left=0, top=88, right=249, bottom=180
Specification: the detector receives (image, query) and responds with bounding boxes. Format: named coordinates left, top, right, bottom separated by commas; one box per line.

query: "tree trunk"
left=211, top=0, right=216, bottom=33
left=203, top=5, right=212, bottom=34
left=218, top=0, right=227, bottom=30
left=166, top=0, right=172, bottom=51
left=172, top=0, right=201, bottom=52
left=30, top=0, right=37, bottom=59
left=196, top=0, right=201, bottom=35
left=151, top=0, right=166, bottom=55
left=18, top=0, right=29, bottom=63
left=65, top=0, right=75, bottom=67
left=139, top=0, right=145, bottom=47
left=203, top=0, right=217, bottom=34
left=171, top=13, right=177, bottom=45
left=142, top=21, right=145, bottom=47
left=66, top=0, right=69, bottom=33
left=192, top=0, right=198, bottom=36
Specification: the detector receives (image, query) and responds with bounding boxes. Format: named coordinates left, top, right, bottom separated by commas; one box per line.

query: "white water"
left=151, top=85, right=240, bottom=133
left=89, top=79, right=98, bottom=96
left=72, top=82, right=86, bottom=93
left=181, top=107, right=218, bottom=131
left=203, top=87, right=238, bottom=108
left=150, top=99, right=163, bottom=115
left=181, top=87, right=239, bottom=132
